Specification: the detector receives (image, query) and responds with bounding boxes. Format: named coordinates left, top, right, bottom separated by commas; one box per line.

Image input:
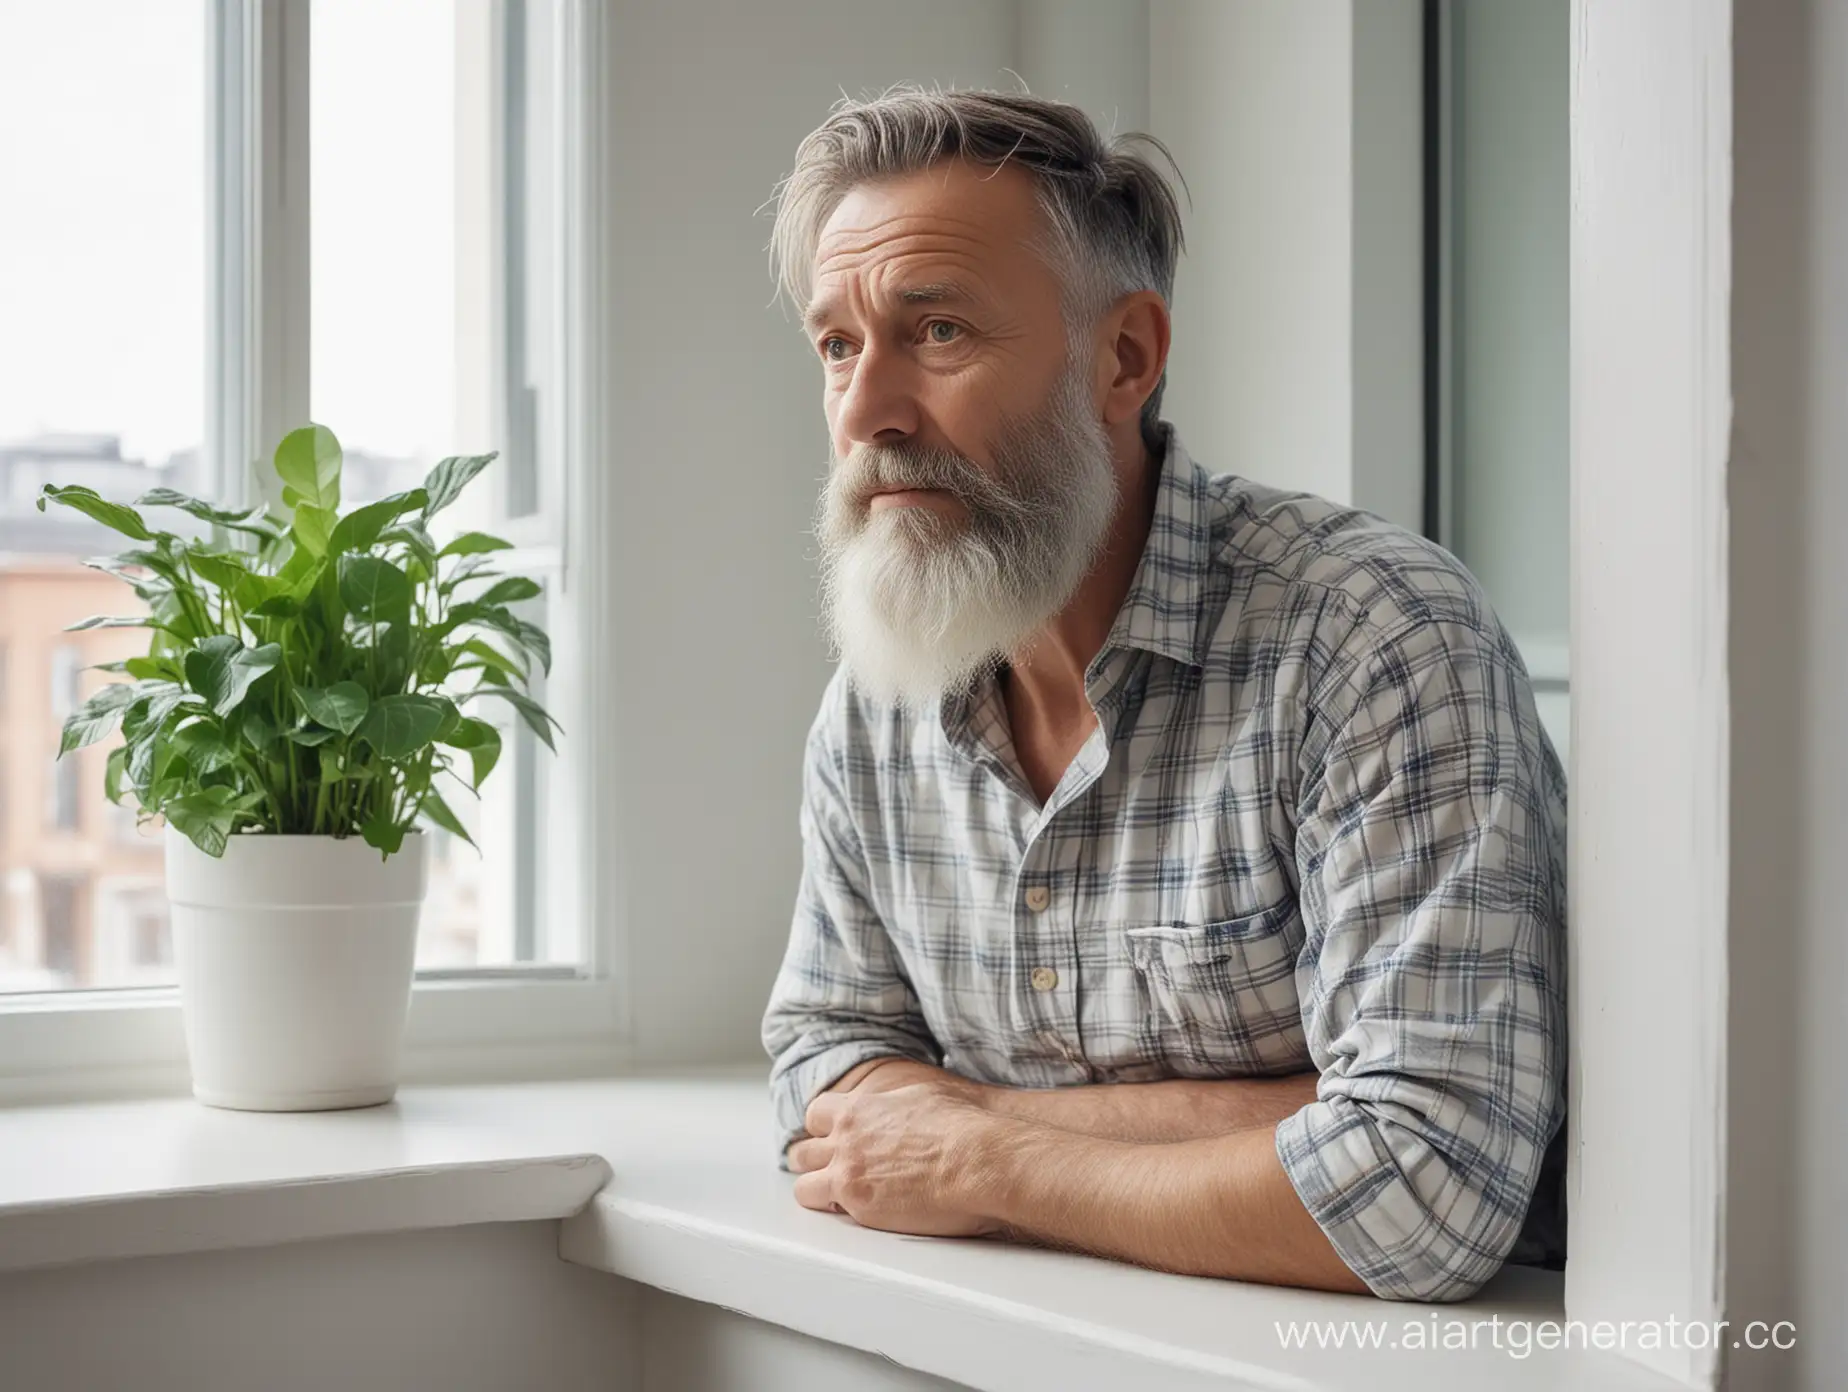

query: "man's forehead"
left=811, top=161, right=1044, bottom=277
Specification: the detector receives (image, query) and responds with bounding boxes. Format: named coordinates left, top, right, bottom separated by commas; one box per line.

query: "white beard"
left=816, top=361, right=1119, bottom=711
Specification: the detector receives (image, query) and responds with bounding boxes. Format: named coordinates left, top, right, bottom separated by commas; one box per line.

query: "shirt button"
left=1030, top=966, right=1059, bottom=991
left=1024, top=886, right=1051, bottom=912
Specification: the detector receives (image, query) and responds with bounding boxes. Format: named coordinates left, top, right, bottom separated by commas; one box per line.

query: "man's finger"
left=792, top=1168, right=838, bottom=1212
left=804, top=1090, right=846, bottom=1138
left=786, top=1136, right=832, bottom=1173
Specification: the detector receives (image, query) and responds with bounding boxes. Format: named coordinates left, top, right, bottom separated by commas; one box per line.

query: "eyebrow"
left=802, top=280, right=978, bottom=338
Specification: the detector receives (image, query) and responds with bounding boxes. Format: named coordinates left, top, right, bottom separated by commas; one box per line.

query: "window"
left=47, top=757, right=80, bottom=834
left=0, top=1, right=620, bottom=1089
left=0, top=0, right=193, bottom=990
left=47, top=645, right=83, bottom=832
left=38, top=876, right=85, bottom=984
left=310, top=0, right=566, bottom=970
left=1433, top=0, right=1569, bottom=758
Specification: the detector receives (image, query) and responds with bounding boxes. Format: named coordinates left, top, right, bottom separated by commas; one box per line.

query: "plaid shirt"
left=762, top=427, right=1568, bottom=1302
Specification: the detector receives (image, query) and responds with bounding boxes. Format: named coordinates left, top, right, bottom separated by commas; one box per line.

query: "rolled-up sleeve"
left=1274, top=614, right=1568, bottom=1302
left=761, top=715, right=941, bottom=1168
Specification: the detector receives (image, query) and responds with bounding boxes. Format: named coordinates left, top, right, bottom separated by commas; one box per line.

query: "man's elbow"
left=1276, top=1094, right=1549, bottom=1304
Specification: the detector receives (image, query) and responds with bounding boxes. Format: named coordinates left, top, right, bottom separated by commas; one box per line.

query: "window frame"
left=0, top=0, right=629, bottom=1105
left=1566, top=1, right=1731, bottom=1386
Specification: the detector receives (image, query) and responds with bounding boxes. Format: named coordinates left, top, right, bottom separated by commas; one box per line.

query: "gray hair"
left=769, top=86, right=1187, bottom=445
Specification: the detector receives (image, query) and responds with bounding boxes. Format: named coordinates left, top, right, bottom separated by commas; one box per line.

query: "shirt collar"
left=1099, top=423, right=1212, bottom=670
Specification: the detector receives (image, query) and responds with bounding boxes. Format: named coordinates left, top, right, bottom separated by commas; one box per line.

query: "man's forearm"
left=830, top=1057, right=1318, bottom=1143
left=969, top=1117, right=1370, bottom=1294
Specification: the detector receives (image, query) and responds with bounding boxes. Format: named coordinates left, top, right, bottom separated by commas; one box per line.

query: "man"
left=760, top=88, right=1566, bottom=1303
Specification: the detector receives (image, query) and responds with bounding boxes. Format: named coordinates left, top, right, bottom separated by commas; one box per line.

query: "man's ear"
left=1097, top=290, right=1172, bottom=430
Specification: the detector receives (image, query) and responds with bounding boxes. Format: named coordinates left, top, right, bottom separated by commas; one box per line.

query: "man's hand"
left=786, top=1082, right=1006, bottom=1238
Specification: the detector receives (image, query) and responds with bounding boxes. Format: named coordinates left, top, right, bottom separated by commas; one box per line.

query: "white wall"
left=1017, top=0, right=1149, bottom=133
left=636, top=1286, right=968, bottom=1392
left=0, top=1224, right=978, bottom=1392
left=1727, top=2, right=1847, bottom=1388
left=1149, top=0, right=1421, bottom=531
left=597, top=2, right=1016, bottom=1067
left=0, top=1223, right=636, bottom=1392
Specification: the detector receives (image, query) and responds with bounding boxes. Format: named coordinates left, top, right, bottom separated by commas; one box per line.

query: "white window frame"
left=0, top=0, right=629, bottom=1105
left=1566, top=2, right=1730, bottom=1386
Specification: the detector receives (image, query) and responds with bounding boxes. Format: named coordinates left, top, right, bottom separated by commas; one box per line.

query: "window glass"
left=0, top=1, right=205, bottom=991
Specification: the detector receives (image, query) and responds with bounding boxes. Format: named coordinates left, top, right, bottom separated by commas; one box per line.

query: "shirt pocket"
left=1122, top=901, right=1309, bottom=1076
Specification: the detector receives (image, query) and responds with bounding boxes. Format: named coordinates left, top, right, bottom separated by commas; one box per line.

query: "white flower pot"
left=165, top=830, right=427, bottom=1111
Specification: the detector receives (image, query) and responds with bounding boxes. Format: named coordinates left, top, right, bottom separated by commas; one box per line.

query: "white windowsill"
left=0, top=1071, right=1683, bottom=1392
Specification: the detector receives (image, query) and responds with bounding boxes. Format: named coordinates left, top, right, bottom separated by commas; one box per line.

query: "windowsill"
left=0, top=1071, right=1683, bottom=1392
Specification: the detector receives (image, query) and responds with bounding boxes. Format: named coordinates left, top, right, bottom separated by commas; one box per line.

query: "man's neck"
left=1002, top=439, right=1164, bottom=734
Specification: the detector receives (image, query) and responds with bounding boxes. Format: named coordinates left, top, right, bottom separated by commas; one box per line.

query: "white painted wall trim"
left=1566, top=2, right=1731, bottom=1386
left=0, top=1076, right=1683, bottom=1392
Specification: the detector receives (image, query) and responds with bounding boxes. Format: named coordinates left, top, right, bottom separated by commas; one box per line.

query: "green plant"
left=41, top=423, right=558, bottom=859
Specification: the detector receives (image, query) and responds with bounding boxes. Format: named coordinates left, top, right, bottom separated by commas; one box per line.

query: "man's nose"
left=833, top=340, right=921, bottom=449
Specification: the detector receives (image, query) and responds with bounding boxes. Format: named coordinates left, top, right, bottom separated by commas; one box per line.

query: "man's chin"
left=830, top=605, right=1006, bottom=713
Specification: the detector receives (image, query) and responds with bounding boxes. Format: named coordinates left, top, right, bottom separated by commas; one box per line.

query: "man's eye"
left=925, top=320, right=961, bottom=344
left=821, top=336, right=852, bottom=361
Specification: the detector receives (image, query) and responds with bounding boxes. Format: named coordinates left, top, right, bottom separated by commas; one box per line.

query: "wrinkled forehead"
left=808, top=161, right=1059, bottom=311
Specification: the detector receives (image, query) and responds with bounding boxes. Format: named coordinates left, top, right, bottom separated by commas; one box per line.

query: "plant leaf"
left=249, top=594, right=303, bottom=620
left=293, top=681, right=369, bottom=735
left=135, top=487, right=259, bottom=524
left=37, top=485, right=156, bottom=541
left=183, top=635, right=283, bottom=717
left=165, top=786, right=242, bottom=858
left=440, top=555, right=502, bottom=593
left=239, top=703, right=282, bottom=750
left=274, top=424, right=343, bottom=511
left=171, top=720, right=240, bottom=775
left=440, top=716, right=503, bottom=788
left=84, top=553, right=174, bottom=602
left=65, top=614, right=153, bottom=632
left=328, top=489, right=428, bottom=555
left=104, top=746, right=129, bottom=805
left=59, top=683, right=139, bottom=755
left=287, top=723, right=339, bottom=748
left=338, top=555, right=412, bottom=622
left=466, top=685, right=560, bottom=752
left=421, top=453, right=498, bottom=518
left=473, top=575, right=542, bottom=608
left=439, top=531, right=514, bottom=558
left=137, top=487, right=284, bottom=544
left=357, top=693, right=449, bottom=757
left=509, top=617, right=551, bottom=676
left=122, top=684, right=187, bottom=744
left=291, top=501, right=337, bottom=559
left=126, top=691, right=188, bottom=791
left=124, top=655, right=181, bottom=682
left=432, top=695, right=462, bottom=743
left=184, top=548, right=250, bottom=592
left=360, top=813, right=406, bottom=858
left=445, top=603, right=551, bottom=676
left=418, top=786, right=476, bottom=849
left=454, top=636, right=527, bottom=681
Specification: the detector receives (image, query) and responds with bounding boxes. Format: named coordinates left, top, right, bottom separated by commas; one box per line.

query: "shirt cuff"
left=1275, top=1096, right=1508, bottom=1303
left=769, top=1040, right=935, bottom=1170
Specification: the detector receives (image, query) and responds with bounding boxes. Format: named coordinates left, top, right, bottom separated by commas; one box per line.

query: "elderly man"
left=760, top=89, right=1566, bottom=1303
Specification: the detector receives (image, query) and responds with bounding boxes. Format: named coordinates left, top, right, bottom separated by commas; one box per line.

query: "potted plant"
left=41, top=424, right=558, bottom=1111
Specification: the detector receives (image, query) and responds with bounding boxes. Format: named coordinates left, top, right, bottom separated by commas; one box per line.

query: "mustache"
left=833, top=442, right=985, bottom=510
